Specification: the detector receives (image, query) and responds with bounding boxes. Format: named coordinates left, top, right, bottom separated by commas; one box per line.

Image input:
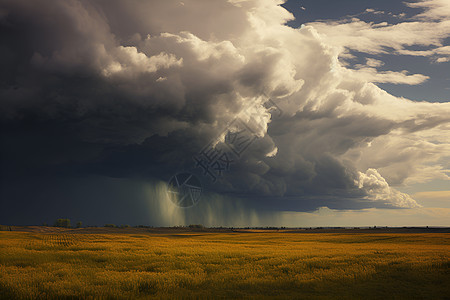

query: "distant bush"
left=135, top=225, right=150, bottom=228
left=54, top=219, right=71, bottom=228
left=104, top=224, right=116, bottom=228
left=188, top=224, right=204, bottom=229
left=120, top=224, right=130, bottom=229
left=76, top=221, right=82, bottom=228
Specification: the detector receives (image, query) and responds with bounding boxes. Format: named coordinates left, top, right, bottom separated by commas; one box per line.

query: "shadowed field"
left=0, top=228, right=449, bottom=299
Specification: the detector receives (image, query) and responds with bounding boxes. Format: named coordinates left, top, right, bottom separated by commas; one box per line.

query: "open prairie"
left=0, top=228, right=449, bottom=299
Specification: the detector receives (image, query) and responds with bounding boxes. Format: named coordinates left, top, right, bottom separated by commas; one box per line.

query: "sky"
left=0, top=0, right=449, bottom=227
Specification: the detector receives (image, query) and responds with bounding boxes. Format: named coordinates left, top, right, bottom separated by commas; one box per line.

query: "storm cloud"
left=1, top=0, right=449, bottom=225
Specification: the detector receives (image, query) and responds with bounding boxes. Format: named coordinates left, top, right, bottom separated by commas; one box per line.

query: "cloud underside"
left=0, top=0, right=449, bottom=212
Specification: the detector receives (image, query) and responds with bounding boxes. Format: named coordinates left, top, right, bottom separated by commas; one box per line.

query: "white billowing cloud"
left=343, top=123, right=450, bottom=187
left=103, top=46, right=183, bottom=76
left=433, top=46, right=450, bottom=62
left=1, top=0, right=450, bottom=212
left=396, top=45, right=450, bottom=63
left=364, top=58, right=384, bottom=68
left=364, top=8, right=406, bottom=19
left=160, top=32, right=243, bottom=62
left=351, top=68, right=429, bottom=85
left=309, top=19, right=450, bottom=56
left=406, top=0, right=450, bottom=20
left=365, top=8, right=385, bottom=15
left=356, top=169, right=420, bottom=208
left=308, top=0, right=450, bottom=65
left=351, top=59, right=429, bottom=85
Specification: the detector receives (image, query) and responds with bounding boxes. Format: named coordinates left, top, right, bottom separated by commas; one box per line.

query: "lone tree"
left=54, top=218, right=71, bottom=228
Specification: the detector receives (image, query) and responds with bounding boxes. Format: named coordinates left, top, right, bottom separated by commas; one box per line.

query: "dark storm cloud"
left=1, top=0, right=450, bottom=226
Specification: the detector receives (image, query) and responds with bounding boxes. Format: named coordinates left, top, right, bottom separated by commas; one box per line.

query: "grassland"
left=0, top=228, right=449, bottom=299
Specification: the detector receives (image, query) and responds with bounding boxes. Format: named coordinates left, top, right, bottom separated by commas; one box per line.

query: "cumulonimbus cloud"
left=0, top=0, right=449, bottom=212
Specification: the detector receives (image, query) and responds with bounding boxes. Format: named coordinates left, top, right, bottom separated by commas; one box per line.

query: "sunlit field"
left=0, top=228, right=449, bottom=299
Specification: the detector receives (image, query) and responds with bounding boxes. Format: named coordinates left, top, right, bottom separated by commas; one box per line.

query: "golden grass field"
left=0, top=227, right=449, bottom=299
